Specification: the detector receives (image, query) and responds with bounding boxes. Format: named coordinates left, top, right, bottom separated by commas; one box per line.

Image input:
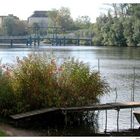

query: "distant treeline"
left=91, top=4, right=140, bottom=47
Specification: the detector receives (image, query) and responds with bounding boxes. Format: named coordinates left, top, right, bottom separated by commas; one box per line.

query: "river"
left=0, top=45, right=140, bottom=133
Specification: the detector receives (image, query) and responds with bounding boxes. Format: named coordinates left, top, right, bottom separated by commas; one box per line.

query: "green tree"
left=92, top=3, right=140, bottom=47
left=75, top=16, right=91, bottom=29
left=123, top=18, right=135, bottom=46
left=48, top=9, right=59, bottom=27
left=58, top=7, right=74, bottom=30
left=2, top=15, right=27, bottom=36
left=3, top=16, right=16, bottom=35
left=48, top=7, right=74, bottom=31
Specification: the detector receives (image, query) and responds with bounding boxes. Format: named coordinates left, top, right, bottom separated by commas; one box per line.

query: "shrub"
left=9, top=53, right=109, bottom=113
left=11, top=53, right=59, bottom=112
left=0, top=53, right=109, bottom=114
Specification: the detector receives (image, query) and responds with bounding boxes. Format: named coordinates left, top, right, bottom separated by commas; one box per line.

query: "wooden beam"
left=10, top=108, right=60, bottom=120
left=10, top=102, right=140, bottom=120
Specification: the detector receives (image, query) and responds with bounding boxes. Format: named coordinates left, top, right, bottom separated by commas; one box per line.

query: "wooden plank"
left=61, top=102, right=140, bottom=112
left=10, top=107, right=60, bottom=120
left=10, top=102, right=140, bottom=120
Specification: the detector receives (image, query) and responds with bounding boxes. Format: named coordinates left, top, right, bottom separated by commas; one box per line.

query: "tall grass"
left=0, top=53, right=109, bottom=115
left=0, top=61, right=16, bottom=116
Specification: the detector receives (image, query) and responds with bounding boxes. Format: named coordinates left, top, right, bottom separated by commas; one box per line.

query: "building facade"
left=28, top=11, right=50, bottom=27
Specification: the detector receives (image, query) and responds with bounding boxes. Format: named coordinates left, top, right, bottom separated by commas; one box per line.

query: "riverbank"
left=0, top=122, right=44, bottom=136
left=0, top=121, right=140, bottom=136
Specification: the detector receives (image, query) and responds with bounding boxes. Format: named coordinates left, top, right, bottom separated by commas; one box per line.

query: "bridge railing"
left=0, top=35, right=92, bottom=40
left=0, top=36, right=29, bottom=39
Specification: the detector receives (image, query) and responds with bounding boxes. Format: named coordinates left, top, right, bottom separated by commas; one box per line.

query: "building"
left=28, top=11, right=50, bottom=27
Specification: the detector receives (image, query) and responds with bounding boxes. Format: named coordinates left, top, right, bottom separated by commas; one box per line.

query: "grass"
left=0, top=129, right=7, bottom=136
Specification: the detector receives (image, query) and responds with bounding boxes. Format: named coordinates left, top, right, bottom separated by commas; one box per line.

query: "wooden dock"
left=10, top=102, right=140, bottom=120
left=61, top=102, right=140, bottom=112
left=10, top=107, right=60, bottom=120
left=9, top=101, right=140, bottom=133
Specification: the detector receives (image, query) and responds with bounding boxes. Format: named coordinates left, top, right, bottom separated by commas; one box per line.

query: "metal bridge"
left=0, top=34, right=92, bottom=47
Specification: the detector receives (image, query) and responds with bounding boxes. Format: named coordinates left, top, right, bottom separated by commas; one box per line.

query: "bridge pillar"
left=37, top=36, right=40, bottom=46
left=55, top=38, right=58, bottom=46
left=63, top=37, right=66, bottom=46
left=59, top=38, right=61, bottom=46
left=10, top=39, right=13, bottom=47
left=34, top=38, right=36, bottom=46
left=89, top=39, right=92, bottom=46
left=52, top=38, right=55, bottom=46
left=29, top=36, right=32, bottom=46
left=77, top=39, right=80, bottom=46
left=26, top=39, right=28, bottom=46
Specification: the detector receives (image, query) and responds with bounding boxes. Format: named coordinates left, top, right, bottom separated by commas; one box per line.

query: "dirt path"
left=0, top=123, right=43, bottom=136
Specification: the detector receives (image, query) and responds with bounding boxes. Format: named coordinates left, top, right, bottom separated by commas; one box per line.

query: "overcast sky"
left=0, top=0, right=139, bottom=22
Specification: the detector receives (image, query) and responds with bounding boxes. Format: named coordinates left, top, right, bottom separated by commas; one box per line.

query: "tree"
left=2, top=16, right=16, bottom=35
left=2, top=15, right=28, bottom=36
left=92, top=3, right=140, bottom=47
left=48, top=9, right=59, bottom=27
left=75, top=16, right=91, bottom=29
left=58, top=7, right=74, bottom=30
left=48, top=7, right=74, bottom=31
left=105, top=3, right=129, bottom=18
left=123, top=18, right=135, bottom=46
left=112, top=19, right=126, bottom=46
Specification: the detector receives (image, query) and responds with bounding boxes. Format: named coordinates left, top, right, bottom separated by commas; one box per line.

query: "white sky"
left=0, top=0, right=139, bottom=22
